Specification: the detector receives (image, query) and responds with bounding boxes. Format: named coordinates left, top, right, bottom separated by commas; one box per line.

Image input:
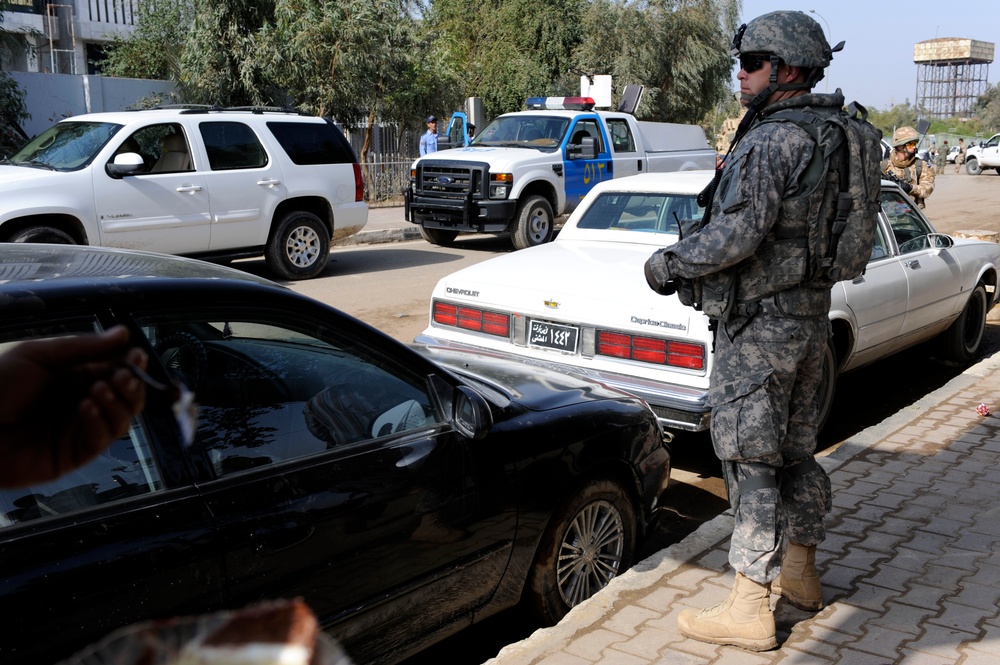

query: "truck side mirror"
left=567, top=136, right=598, bottom=160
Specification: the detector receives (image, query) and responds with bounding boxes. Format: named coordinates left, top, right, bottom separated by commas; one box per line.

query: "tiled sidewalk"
left=487, top=351, right=1000, bottom=665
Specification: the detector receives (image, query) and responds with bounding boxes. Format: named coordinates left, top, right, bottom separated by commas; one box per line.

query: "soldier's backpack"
left=759, top=101, right=883, bottom=286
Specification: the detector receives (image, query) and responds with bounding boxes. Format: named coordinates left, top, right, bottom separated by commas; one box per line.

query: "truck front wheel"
left=512, top=195, right=554, bottom=250
left=9, top=225, right=76, bottom=244
left=966, top=158, right=982, bottom=175
left=266, top=211, right=330, bottom=281
left=419, top=226, right=459, bottom=246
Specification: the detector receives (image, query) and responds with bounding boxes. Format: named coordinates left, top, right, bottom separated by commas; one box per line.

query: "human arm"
left=0, top=326, right=148, bottom=488
left=909, top=161, right=935, bottom=200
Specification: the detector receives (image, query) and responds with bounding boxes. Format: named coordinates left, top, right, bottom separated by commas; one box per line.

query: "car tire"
left=966, top=158, right=982, bottom=176
left=512, top=195, right=554, bottom=250
left=939, top=283, right=988, bottom=362
left=9, top=225, right=76, bottom=244
left=526, top=479, right=636, bottom=624
left=266, top=211, right=330, bottom=281
left=419, top=226, right=459, bottom=246
left=816, top=339, right=838, bottom=433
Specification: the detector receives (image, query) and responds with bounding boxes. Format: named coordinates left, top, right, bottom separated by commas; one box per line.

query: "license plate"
left=528, top=320, right=579, bottom=353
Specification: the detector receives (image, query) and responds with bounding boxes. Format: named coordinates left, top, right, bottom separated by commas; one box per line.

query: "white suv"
left=0, top=107, right=368, bottom=280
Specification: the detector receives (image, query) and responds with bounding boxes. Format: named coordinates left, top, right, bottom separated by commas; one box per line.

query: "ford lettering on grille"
left=528, top=319, right=579, bottom=353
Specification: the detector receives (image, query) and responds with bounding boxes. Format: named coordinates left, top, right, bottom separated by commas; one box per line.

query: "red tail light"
left=353, top=163, right=364, bottom=202
left=433, top=301, right=510, bottom=338
left=597, top=330, right=704, bottom=370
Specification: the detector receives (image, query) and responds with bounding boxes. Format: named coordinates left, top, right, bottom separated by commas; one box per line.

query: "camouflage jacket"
left=651, top=92, right=840, bottom=324
left=884, top=153, right=935, bottom=208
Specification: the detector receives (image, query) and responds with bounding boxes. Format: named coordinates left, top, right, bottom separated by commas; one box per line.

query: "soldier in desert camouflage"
left=883, top=125, right=936, bottom=208
left=644, top=11, right=849, bottom=650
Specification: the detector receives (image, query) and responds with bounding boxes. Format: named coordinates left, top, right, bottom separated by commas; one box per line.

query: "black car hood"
left=414, top=343, right=639, bottom=412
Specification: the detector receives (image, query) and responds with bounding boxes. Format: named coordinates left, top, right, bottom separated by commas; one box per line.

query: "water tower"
left=914, top=38, right=994, bottom=117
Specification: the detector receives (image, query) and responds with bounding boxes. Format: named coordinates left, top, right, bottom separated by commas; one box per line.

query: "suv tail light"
left=353, top=163, right=364, bottom=202
left=596, top=331, right=704, bottom=370
left=433, top=301, right=510, bottom=338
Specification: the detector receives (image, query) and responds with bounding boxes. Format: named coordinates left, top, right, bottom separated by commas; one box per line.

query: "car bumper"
left=405, top=190, right=517, bottom=233
left=415, top=334, right=711, bottom=432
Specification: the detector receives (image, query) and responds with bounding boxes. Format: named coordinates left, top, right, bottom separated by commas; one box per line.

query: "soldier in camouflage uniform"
left=644, top=11, right=841, bottom=651
left=883, top=126, right=935, bottom=208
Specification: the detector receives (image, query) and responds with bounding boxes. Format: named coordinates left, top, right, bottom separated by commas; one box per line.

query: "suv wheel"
left=10, top=225, right=76, bottom=244
left=966, top=158, right=982, bottom=176
left=266, top=211, right=330, bottom=280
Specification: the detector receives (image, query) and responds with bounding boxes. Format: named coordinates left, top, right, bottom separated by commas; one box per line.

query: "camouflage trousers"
left=708, top=299, right=832, bottom=584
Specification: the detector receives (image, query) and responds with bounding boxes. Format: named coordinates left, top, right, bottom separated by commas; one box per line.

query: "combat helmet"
left=892, top=126, right=919, bottom=147
left=731, top=11, right=844, bottom=109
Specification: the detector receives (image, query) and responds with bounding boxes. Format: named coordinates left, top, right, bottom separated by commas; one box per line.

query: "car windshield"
left=575, top=192, right=704, bottom=235
left=471, top=115, right=569, bottom=152
left=9, top=121, right=122, bottom=171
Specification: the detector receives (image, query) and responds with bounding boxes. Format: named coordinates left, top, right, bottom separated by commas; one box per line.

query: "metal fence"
left=361, top=159, right=410, bottom=208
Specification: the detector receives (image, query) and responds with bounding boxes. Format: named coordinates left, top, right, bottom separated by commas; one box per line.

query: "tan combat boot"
left=776, top=542, right=823, bottom=611
left=677, top=572, right=778, bottom=651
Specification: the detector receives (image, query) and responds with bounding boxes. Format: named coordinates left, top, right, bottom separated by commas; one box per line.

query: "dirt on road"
left=920, top=169, right=1000, bottom=236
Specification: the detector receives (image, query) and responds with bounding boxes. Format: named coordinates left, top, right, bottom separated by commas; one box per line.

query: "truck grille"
left=417, top=162, right=485, bottom=198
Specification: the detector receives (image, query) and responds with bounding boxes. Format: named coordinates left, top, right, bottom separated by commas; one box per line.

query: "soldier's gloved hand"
left=899, top=181, right=913, bottom=194
left=644, top=251, right=676, bottom=296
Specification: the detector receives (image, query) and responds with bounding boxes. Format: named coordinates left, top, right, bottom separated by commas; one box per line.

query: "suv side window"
left=137, top=316, right=441, bottom=479
left=0, top=321, right=163, bottom=528
left=113, top=123, right=189, bottom=174
left=199, top=121, right=268, bottom=170
left=266, top=121, right=357, bottom=165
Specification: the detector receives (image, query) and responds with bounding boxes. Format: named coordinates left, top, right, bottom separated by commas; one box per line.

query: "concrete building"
left=1, top=0, right=137, bottom=76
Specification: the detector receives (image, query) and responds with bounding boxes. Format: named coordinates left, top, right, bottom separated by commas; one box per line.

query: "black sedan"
left=0, top=245, right=670, bottom=665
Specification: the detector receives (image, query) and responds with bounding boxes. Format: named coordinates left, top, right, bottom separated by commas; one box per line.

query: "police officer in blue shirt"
left=419, top=116, right=438, bottom=156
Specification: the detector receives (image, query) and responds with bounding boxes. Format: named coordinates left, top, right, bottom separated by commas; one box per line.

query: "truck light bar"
left=525, top=97, right=596, bottom=111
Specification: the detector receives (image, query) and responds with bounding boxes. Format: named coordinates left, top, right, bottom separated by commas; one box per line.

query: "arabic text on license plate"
left=528, top=320, right=579, bottom=353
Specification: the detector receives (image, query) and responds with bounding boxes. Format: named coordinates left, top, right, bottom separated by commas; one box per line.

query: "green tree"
left=180, top=0, right=279, bottom=106
left=99, top=0, right=192, bottom=81
left=426, top=0, right=586, bottom=118
left=974, top=84, right=1000, bottom=133
left=572, top=0, right=739, bottom=124
left=261, top=0, right=462, bottom=159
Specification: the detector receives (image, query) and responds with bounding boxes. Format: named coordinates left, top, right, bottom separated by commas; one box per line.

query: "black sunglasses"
left=739, top=54, right=769, bottom=73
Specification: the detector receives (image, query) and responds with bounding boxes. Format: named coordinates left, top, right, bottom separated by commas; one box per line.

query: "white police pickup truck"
left=405, top=96, right=716, bottom=249
left=965, top=134, right=1000, bottom=176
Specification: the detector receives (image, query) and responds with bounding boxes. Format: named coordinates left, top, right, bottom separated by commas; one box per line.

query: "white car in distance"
left=418, top=171, right=1000, bottom=435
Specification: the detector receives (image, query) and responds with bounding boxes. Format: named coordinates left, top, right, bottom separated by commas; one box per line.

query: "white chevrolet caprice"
left=417, top=171, right=1000, bottom=433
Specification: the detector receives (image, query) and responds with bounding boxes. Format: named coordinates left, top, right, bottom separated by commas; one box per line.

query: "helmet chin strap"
left=742, top=55, right=814, bottom=111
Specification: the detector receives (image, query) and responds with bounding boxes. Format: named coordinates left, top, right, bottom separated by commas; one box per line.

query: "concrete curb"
left=484, top=344, right=1000, bottom=665
left=333, top=227, right=423, bottom=246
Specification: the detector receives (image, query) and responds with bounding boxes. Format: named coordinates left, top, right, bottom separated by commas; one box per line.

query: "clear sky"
left=734, top=1, right=1000, bottom=111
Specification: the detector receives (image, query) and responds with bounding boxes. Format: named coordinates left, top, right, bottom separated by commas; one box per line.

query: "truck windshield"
left=471, top=116, right=569, bottom=152
left=576, top=192, right=704, bottom=235
left=10, top=122, right=122, bottom=172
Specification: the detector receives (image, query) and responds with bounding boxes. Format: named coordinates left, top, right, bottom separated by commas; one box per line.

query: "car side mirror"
left=106, top=152, right=144, bottom=178
left=928, top=233, right=954, bottom=250
left=427, top=374, right=492, bottom=440
left=567, top=136, right=598, bottom=160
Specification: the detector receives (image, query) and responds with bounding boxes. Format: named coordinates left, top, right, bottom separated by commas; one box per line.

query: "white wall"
left=10, top=71, right=176, bottom=137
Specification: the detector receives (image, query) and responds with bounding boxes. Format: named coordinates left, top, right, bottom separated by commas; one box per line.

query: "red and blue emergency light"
left=524, top=97, right=596, bottom=111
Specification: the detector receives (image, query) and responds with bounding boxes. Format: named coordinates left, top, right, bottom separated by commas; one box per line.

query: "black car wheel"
left=966, top=158, right=982, bottom=176
left=512, top=195, right=554, bottom=250
left=940, top=283, right=988, bottom=362
left=9, top=225, right=76, bottom=244
left=419, top=226, right=459, bottom=246
left=526, top=479, right=636, bottom=623
left=266, top=211, right=330, bottom=281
